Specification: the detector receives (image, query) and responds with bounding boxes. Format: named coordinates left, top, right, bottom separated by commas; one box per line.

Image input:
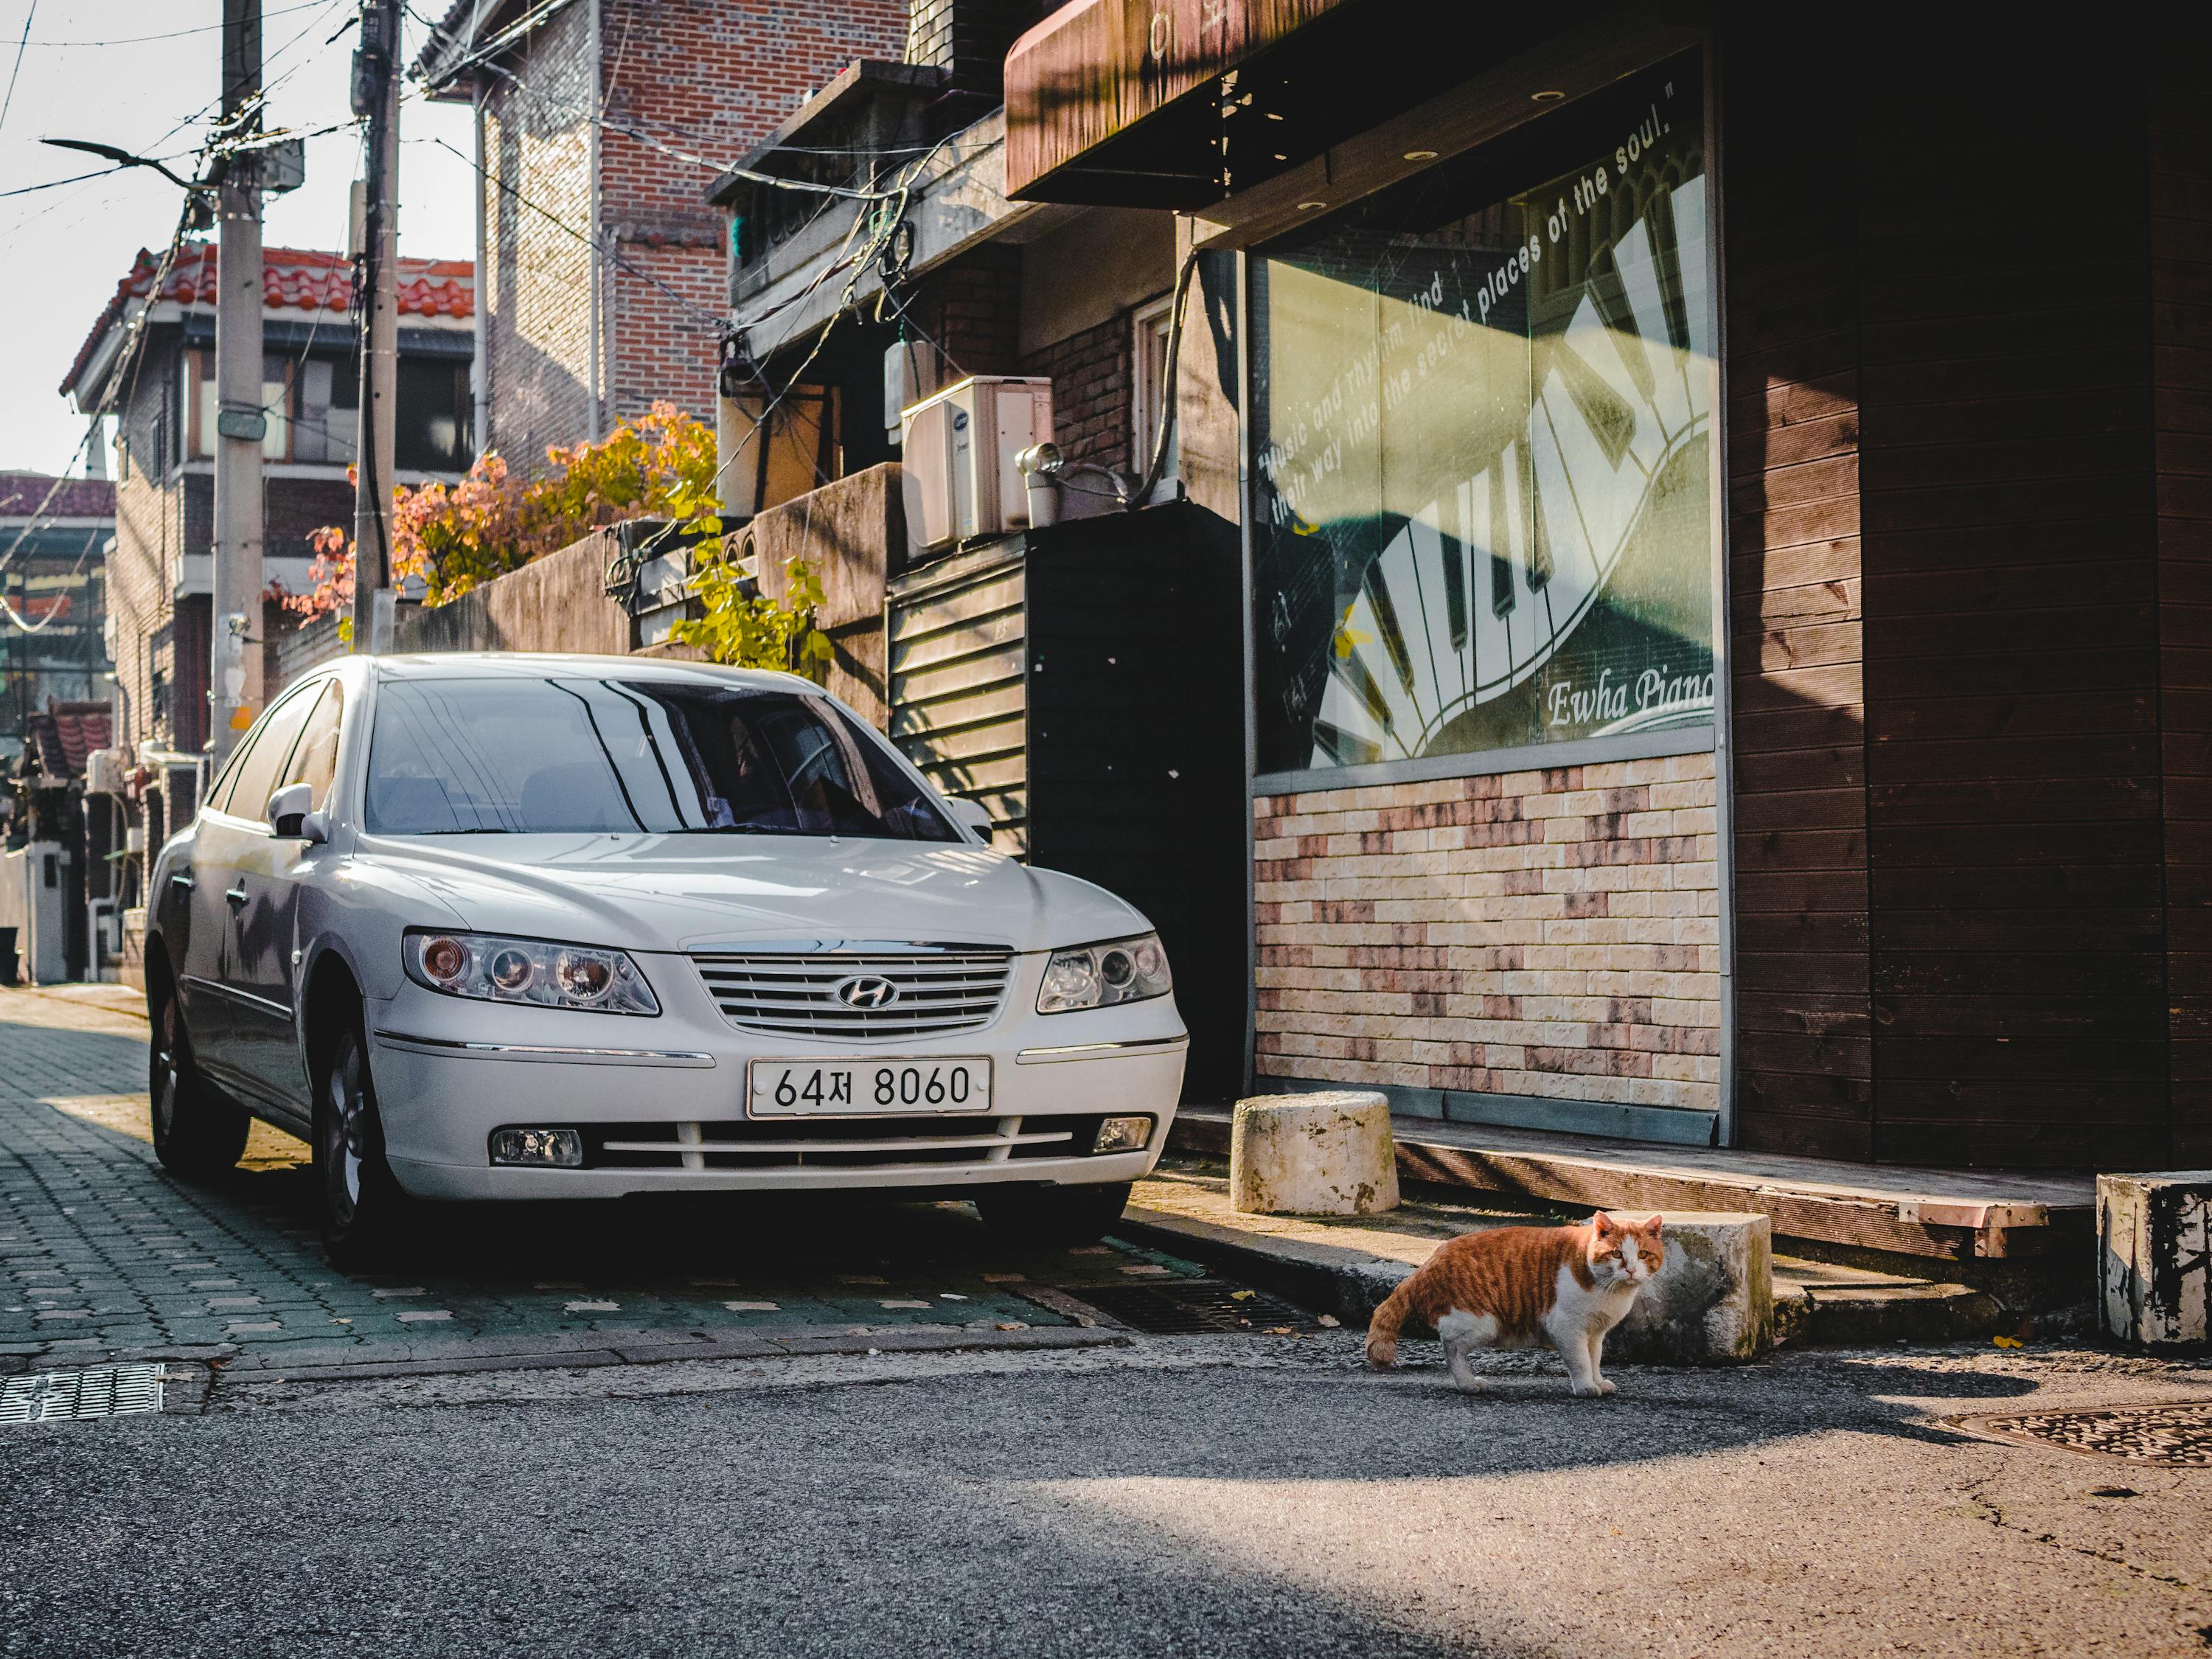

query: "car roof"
left=367, top=653, right=818, bottom=692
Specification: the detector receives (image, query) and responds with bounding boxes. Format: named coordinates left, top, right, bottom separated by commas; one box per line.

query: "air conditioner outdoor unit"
left=85, top=747, right=130, bottom=796
left=900, top=375, right=1053, bottom=558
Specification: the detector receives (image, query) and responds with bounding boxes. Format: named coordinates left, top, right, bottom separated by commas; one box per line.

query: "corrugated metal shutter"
left=886, top=540, right=1027, bottom=854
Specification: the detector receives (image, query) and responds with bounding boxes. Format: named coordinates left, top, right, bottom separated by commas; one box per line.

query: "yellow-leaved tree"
left=288, top=401, right=827, bottom=677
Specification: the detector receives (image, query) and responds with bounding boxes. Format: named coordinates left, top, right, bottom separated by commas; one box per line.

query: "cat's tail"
left=1364, top=1275, right=1417, bottom=1368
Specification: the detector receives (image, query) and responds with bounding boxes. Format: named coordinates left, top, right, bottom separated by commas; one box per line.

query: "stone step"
left=1169, top=1107, right=2093, bottom=1277
left=1773, top=1256, right=2003, bottom=1348
left=1121, top=1165, right=2009, bottom=1357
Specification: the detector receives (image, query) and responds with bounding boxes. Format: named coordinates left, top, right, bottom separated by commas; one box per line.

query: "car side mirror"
left=266, top=782, right=315, bottom=840
left=947, top=798, right=994, bottom=839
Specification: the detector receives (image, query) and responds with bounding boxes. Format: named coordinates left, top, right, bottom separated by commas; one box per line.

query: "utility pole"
left=348, top=0, right=400, bottom=655
left=210, top=0, right=264, bottom=768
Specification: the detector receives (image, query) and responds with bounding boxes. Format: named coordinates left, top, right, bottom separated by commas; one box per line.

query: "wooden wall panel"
left=1721, top=27, right=1873, bottom=1159
left=2156, top=55, right=2212, bottom=1166
left=1855, top=39, right=2165, bottom=1170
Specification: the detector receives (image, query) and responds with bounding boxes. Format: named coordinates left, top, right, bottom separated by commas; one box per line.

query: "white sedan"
left=145, top=654, right=1185, bottom=1265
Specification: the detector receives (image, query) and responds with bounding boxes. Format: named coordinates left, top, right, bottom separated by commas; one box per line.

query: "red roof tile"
left=24, top=703, right=112, bottom=781
left=63, top=243, right=474, bottom=400
left=0, top=473, right=114, bottom=520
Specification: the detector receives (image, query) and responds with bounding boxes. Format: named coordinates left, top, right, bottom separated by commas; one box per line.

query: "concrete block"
left=1605, top=1211, right=1773, bottom=1365
left=2098, top=1172, right=2211, bottom=1350
left=1231, top=1092, right=1399, bottom=1217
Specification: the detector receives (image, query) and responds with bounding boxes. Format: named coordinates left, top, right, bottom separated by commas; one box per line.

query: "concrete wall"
left=752, top=463, right=902, bottom=728
left=392, top=532, right=630, bottom=657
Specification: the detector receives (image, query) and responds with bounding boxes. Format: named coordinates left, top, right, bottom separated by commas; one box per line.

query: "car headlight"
left=1037, top=932, right=1172, bottom=1015
left=404, top=931, right=661, bottom=1015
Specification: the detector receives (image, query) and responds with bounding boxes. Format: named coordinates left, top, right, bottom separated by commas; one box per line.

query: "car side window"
left=203, top=734, right=255, bottom=817
left=219, top=686, right=319, bottom=825
left=279, top=680, right=346, bottom=811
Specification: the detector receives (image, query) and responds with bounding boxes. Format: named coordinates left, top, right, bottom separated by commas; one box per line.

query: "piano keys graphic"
left=1306, top=179, right=1713, bottom=769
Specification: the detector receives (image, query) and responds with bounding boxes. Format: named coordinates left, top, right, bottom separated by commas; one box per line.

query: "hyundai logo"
left=834, top=975, right=900, bottom=1009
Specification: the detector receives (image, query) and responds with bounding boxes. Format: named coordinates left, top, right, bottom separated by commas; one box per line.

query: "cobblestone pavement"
left=0, top=989, right=1206, bottom=1379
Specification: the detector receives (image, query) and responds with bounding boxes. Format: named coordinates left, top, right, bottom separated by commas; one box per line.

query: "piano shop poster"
left=1251, top=57, right=1717, bottom=776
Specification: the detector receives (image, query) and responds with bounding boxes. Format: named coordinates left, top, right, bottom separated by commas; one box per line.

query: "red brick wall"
left=597, top=0, right=905, bottom=425
left=1020, top=313, right=1133, bottom=477
left=913, top=248, right=1024, bottom=399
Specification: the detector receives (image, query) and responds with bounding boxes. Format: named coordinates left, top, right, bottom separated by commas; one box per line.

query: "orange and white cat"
left=1365, top=1212, right=1665, bottom=1397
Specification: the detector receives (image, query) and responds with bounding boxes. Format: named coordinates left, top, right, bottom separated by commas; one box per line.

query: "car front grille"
left=689, top=948, right=1015, bottom=1039
left=577, top=1116, right=1087, bottom=1171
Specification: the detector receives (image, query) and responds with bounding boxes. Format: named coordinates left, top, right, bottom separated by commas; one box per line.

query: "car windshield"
left=364, top=676, right=959, bottom=841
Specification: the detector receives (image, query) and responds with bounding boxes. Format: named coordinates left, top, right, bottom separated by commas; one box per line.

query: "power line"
left=426, top=132, right=729, bottom=333
left=0, top=1, right=38, bottom=139
left=15, top=1, right=330, bottom=48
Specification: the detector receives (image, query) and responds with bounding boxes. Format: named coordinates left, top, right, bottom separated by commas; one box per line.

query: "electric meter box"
left=899, top=375, right=1053, bottom=558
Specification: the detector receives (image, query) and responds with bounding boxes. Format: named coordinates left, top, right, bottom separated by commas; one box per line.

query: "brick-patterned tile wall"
left=1020, top=312, right=1131, bottom=477
left=1253, top=754, right=1723, bottom=1119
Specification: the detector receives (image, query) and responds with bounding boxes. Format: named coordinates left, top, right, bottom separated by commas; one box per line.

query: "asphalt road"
left=7, top=987, right=2212, bottom=1657
left=7, top=1340, right=2212, bottom=1658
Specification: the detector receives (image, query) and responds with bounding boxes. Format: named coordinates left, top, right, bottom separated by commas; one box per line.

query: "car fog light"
left=490, top=1127, right=584, bottom=1168
left=1093, top=1116, right=1152, bottom=1155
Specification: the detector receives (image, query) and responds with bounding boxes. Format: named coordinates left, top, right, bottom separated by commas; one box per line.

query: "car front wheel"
left=977, top=1180, right=1132, bottom=1248
left=315, top=1018, right=408, bottom=1269
left=149, top=980, right=248, bottom=1180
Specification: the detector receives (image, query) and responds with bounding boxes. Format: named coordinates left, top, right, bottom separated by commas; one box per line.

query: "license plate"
left=747, top=1057, right=993, bottom=1117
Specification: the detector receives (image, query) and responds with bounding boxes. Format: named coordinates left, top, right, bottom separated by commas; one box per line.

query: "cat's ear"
left=1592, top=1211, right=1618, bottom=1235
left=1639, top=1214, right=1664, bottom=1235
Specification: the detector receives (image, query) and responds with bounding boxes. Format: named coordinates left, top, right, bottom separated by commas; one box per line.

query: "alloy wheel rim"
left=327, top=1039, right=364, bottom=1216
left=152, top=1000, right=179, bottom=1139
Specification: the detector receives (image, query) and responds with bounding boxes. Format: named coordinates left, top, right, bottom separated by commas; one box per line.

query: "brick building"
left=687, top=1, right=2212, bottom=1173
left=0, top=474, right=114, bottom=771
left=987, top=1, right=2212, bottom=1172
left=417, top=0, right=908, bottom=474
left=60, top=243, right=474, bottom=852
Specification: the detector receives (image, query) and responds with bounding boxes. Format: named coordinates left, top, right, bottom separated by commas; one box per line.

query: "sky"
left=0, top=0, right=474, bottom=477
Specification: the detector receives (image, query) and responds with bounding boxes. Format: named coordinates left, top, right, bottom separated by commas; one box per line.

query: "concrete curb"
left=1115, top=1205, right=1415, bottom=1324
left=212, top=1324, right=1128, bottom=1386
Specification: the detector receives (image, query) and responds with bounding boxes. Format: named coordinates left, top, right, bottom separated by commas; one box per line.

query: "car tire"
left=148, top=979, right=248, bottom=1180
left=314, top=1015, right=408, bottom=1270
left=978, top=1180, right=1132, bottom=1248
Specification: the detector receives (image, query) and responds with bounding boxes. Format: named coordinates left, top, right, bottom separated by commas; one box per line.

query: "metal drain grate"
left=0, top=1364, right=165, bottom=1425
left=1964, top=1401, right=2212, bottom=1467
left=1062, top=1279, right=1320, bottom=1335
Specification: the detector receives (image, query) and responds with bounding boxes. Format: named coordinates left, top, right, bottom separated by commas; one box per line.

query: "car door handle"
left=224, top=886, right=248, bottom=908
left=170, top=873, right=195, bottom=892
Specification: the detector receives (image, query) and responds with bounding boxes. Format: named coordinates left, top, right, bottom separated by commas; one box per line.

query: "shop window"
left=1249, top=52, right=1715, bottom=778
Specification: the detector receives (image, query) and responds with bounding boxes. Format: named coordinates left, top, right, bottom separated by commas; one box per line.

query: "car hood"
left=353, top=832, right=1150, bottom=955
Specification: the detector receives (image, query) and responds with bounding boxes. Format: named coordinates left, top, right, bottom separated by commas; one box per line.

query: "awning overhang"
left=1004, top=0, right=1618, bottom=210
left=1004, top=0, right=1354, bottom=206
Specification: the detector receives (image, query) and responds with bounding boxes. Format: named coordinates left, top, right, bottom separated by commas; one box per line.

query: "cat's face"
left=1589, top=1214, right=1665, bottom=1287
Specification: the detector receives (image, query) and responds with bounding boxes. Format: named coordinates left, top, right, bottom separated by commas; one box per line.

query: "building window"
left=1132, top=292, right=1178, bottom=493
left=1249, top=52, right=1714, bottom=778
left=189, top=351, right=295, bottom=462
left=395, top=358, right=471, bottom=473
left=293, top=355, right=359, bottom=464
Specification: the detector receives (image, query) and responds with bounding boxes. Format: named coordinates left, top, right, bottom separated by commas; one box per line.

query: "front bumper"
left=366, top=966, right=1186, bottom=1200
